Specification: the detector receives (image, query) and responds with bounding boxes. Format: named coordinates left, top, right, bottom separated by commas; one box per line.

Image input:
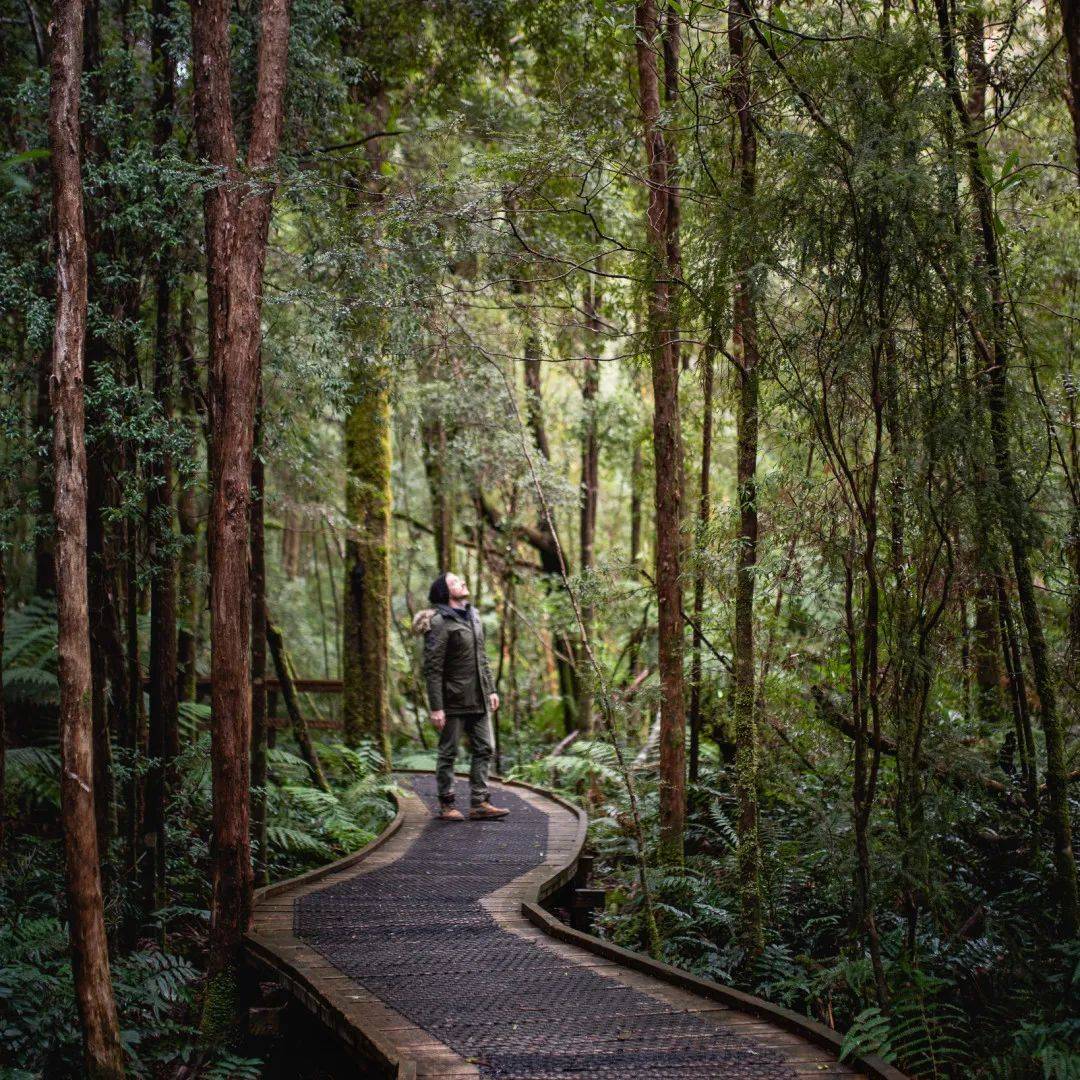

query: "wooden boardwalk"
left=245, top=773, right=903, bottom=1080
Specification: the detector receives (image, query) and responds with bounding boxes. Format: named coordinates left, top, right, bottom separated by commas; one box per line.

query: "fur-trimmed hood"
left=411, top=607, right=437, bottom=635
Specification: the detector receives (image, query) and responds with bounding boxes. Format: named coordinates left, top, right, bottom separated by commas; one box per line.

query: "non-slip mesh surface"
left=295, top=775, right=798, bottom=1078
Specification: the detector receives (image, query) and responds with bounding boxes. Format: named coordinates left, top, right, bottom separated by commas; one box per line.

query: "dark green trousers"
left=436, top=712, right=493, bottom=807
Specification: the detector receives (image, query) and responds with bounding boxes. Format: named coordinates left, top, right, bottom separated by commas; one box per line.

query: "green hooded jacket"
left=414, top=604, right=495, bottom=715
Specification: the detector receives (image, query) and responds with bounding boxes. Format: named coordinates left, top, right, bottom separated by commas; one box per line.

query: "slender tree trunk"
left=81, top=0, right=125, bottom=888
left=1062, top=0, right=1080, bottom=173
left=935, top=0, right=1079, bottom=934
left=250, top=413, right=269, bottom=886
left=141, top=12, right=179, bottom=915
left=996, top=574, right=1038, bottom=806
left=729, top=0, right=764, bottom=952
left=688, top=344, right=714, bottom=783
left=123, top=517, right=145, bottom=936
left=49, top=0, right=125, bottom=1066
left=627, top=439, right=644, bottom=680
left=578, top=283, right=601, bottom=734
left=518, top=288, right=580, bottom=733
left=0, top=546, right=6, bottom=848
left=637, top=0, right=686, bottom=864
left=190, top=0, right=292, bottom=1016
left=1060, top=0, right=1080, bottom=745
left=422, top=414, right=454, bottom=571
left=176, top=296, right=200, bottom=708
left=143, top=0, right=178, bottom=916
left=662, top=3, right=682, bottom=374
left=144, top=304, right=176, bottom=915
left=35, top=349, right=56, bottom=594
left=343, top=375, right=393, bottom=764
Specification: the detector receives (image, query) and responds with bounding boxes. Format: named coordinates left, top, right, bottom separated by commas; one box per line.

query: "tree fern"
left=841, top=1006, right=894, bottom=1064
left=1014, top=1020, right=1080, bottom=1080
left=202, top=1054, right=264, bottom=1080
left=265, top=824, right=332, bottom=859
left=840, top=995, right=970, bottom=1077
left=2, top=598, right=58, bottom=706
left=5, top=745, right=60, bottom=808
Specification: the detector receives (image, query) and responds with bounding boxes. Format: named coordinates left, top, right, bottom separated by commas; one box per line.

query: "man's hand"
left=431, top=709, right=446, bottom=731
left=489, top=693, right=500, bottom=713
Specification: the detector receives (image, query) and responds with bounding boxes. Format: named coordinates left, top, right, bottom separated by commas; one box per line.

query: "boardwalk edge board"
left=245, top=930, right=418, bottom=1079
left=244, top=769, right=908, bottom=1080
left=244, top=787, right=419, bottom=1079
left=520, top=903, right=906, bottom=1080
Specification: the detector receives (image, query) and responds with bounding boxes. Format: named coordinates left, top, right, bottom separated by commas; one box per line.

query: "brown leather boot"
left=469, top=802, right=510, bottom=820
left=437, top=806, right=465, bottom=821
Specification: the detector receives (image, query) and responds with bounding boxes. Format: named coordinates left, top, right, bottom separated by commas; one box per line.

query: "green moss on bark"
left=343, top=364, right=393, bottom=766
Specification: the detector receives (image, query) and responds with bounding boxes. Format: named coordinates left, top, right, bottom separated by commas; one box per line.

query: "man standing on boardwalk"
left=414, top=572, right=510, bottom=821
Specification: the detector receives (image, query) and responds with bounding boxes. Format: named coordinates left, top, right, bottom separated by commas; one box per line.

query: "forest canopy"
left=1, top=0, right=1079, bottom=1076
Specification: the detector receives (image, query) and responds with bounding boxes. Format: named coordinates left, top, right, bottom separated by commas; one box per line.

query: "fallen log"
left=266, top=609, right=331, bottom=793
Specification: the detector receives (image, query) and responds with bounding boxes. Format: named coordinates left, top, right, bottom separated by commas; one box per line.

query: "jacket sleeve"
left=423, top=616, right=448, bottom=712
left=474, top=611, right=496, bottom=698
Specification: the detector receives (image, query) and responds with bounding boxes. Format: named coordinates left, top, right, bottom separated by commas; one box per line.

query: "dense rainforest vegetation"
left=1, top=0, right=1078, bottom=1075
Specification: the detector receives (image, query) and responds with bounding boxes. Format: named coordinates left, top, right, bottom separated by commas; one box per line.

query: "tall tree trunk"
left=636, top=0, right=686, bottom=864
left=142, top=0, right=178, bottom=917
left=688, top=343, right=713, bottom=782
left=662, top=1, right=683, bottom=379
left=729, top=0, right=764, bottom=952
left=627, top=439, right=644, bottom=680
left=176, top=296, right=200, bottom=707
left=35, top=349, right=56, bottom=594
left=518, top=285, right=580, bottom=733
left=144, top=284, right=176, bottom=918
left=578, top=282, right=601, bottom=734
left=422, top=413, right=454, bottom=571
left=1062, top=0, right=1080, bottom=173
left=935, top=0, right=1079, bottom=935
left=343, top=375, right=393, bottom=764
left=82, top=0, right=123, bottom=882
left=250, top=415, right=269, bottom=885
left=1059, top=0, right=1080, bottom=717
left=190, top=0, right=292, bottom=1018
left=0, top=545, right=6, bottom=849
left=48, top=0, right=125, bottom=1067
left=996, top=574, right=1038, bottom=806
left=123, top=518, right=145, bottom=938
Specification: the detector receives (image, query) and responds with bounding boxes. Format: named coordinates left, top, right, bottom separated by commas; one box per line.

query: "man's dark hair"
left=428, top=573, right=450, bottom=606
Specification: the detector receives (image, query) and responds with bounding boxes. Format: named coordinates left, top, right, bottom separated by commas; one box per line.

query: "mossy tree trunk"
left=422, top=414, right=454, bottom=572
left=344, top=370, right=393, bottom=766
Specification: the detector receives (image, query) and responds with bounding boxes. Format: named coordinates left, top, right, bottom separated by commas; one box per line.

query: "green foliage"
left=1, top=597, right=57, bottom=706
left=201, top=1056, right=264, bottom=1080
left=841, top=990, right=970, bottom=1078
left=0, top=878, right=200, bottom=1075
left=3, top=746, right=60, bottom=810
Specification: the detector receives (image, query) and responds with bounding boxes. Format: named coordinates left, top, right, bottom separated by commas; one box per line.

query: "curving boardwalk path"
left=246, top=773, right=901, bottom=1079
